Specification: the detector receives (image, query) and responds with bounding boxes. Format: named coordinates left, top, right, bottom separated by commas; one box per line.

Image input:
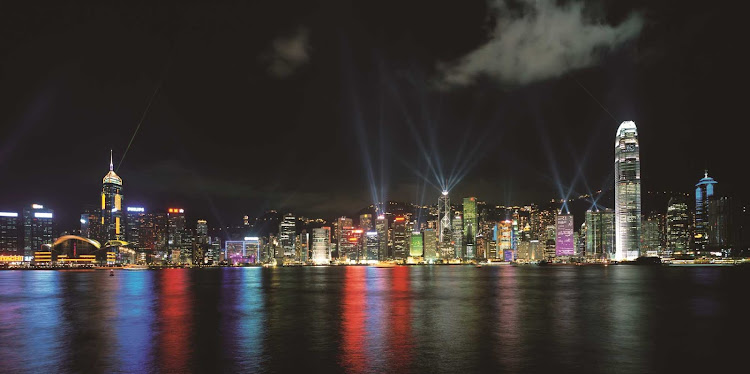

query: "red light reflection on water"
left=341, top=266, right=367, bottom=372
left=388, top=266, right=413, bottom=372
left=158, top=270, right=191, bottom=372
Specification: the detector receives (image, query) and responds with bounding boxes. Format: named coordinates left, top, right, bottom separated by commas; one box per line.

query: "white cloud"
left=267, top=28, right=311, bottom=78
left=439, top=0, right=644, bottom=86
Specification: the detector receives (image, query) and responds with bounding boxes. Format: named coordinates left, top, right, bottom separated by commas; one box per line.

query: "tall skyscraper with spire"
left=694, top=170, right=717, bottom=252
left=102, top=151, right=124, bottom=241
left=614, top=121, right=641, bottom=261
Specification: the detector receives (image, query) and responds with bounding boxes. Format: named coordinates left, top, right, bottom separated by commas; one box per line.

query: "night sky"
left=0, top=0, right=745, bottom=230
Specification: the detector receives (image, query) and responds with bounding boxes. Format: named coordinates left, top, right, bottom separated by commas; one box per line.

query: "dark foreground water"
left=0, top=266, right=748, bottom=373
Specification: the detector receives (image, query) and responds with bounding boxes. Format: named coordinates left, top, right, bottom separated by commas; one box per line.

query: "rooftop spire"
left=109, top=150, right=113, bottom=171
left=704, top=169, right=708, bottom=178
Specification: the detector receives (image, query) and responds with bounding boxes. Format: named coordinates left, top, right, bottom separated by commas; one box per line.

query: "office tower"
left=555, top=214, right=574, bottom=257
left=666, top=197, right=690, bottom=256
left=364, top=231, right=378, bottom=261
left=577, top=222, right=587, bottom=257
left=279, top=213, right=296, bottom=258
left=311, top=227, right=331, bottom=264
left=585, top=208, right=615, bottom=260
left=614, top=121, right=641, bottom=261
left=392, top=216, right=407, bottom=260
left=423, top=228, right=437, bottom=261
left=193, top=219, right=209, bottom=264
left=0, top=211, right=20, bottom=255
left=102, top=152, right=124, bottom=241
left=530, top=207, right=557, bottom=240
left=452, top=212, right=463, bottom=259
left=694, top=171, right=717, bottom=252
left=375, top=215, right=387, bottom=261
left=496, top=220, right=513, bottom=260
left=707, top=196, right=731, bottom=255
left=297, top=230, right=309, bottom=262
left=335, top=217, right=353, bottom=259
left=359, top=214, right=373, bottom=232
left=463, top=199, right=477, bottom=259
left=641, top=215, right=661, bottom=257
left=438, top=191, right=451, bottom=244
left=22, top=204, right=54, bottom=257
left=125, top=207, right=146, bottom=252
left=166, top=208, right=185, bottom=262
left=410, top=231, right=423, bottom=258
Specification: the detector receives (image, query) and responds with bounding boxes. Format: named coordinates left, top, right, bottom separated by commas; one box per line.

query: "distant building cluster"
left=1, top=122, right=749, bottom=266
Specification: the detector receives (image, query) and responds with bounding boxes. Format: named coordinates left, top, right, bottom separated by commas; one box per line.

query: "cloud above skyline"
left=265, top=27, right=311, bottom=77
left=439, top=0, right=644, bottom=86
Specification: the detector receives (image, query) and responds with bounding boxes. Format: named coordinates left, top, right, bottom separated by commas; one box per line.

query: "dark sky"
left=0, top=0, right=746, bottom=230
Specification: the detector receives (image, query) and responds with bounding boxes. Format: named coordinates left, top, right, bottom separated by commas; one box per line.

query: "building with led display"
left=0, top=211, right=20, bottom=256
left=22, top=204, right=54, bottom=257
left=409, top=231, right=423, bottom=258
left=392, top=216, right=408, bottom=260
left=555, top=214, right=574, bottom=257
left=694, top=171, right=716, bottom=252
left=614, top=121, right=641, bottom=260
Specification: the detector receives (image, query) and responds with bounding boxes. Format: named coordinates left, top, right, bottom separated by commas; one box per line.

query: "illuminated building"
left=225, top=237, right=260, bottom=264
left=297, top=230, right=309, bottom=262
left=311, top=227, right=331, bottom=264
left=694, top=171, right=716, bottom=252
left=335, top=217, right=353, bottom=259
left=125, top=207, right=147, bottom=253
left=339, top=227, right=363, bottom=261
left=80, top=207, right=102, bottom=243
left=555, top=214, right=574, bottom=257
left=359, top=213, right=373, bottom=231
left=615, top=121, right=641, bottom=260
left=194, top=219, right=209, bottom=264
left=452, top=212, right=463, bottom=259
left=423, top=228, right=437, bottom=261
left=438, top=191, right=451, bottom=245
left=666, top=197, right=690, bottom=257
left=102, top=152, right=124, bottom=242
left=375, top=215, right=387, bottom=261
left=0, top=211, right=20, bottom=256
left=279, top=213, right=296, bottom=258
left=641, top=215, right=661, bottom=257
left=463, top=197, right=479, bottom=254
left=22, top=204, right=54, bottom=257
left=585, top=209, right=615, bottom=260
left=167, top=208, right=185, bottom=263
left=364, top=231, right=378, bottom=261
left=495, top=220, right=512, bottom=260
left=518, top=240, right=543, bottom=261
left=410, top=231, right=423, bottom=257
left=392, top=216, right=407, bottom=260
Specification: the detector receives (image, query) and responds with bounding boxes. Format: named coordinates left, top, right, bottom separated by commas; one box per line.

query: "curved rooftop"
left=696, top=170, right=717, bottom=187
left=616, top=121, right=638, bottom=137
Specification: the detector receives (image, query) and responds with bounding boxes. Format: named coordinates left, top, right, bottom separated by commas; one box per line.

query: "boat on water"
left=123, top=264, right=150, bottom=270
left=374, top=262, right=397, bottom=268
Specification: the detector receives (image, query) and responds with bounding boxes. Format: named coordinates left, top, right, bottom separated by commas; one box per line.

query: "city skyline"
left=1, top=0, right=745, bottom=230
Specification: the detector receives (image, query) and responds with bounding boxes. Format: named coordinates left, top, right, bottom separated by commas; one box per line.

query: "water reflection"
left=157, top=269, right=191, bottom=372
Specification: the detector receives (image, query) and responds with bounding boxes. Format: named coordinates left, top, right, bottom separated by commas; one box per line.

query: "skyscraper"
left=694, top=171, right=717, bottom=252
left=392, top=216, right=407, bottom=260
left=375, top=215, right=387, bottom=261
left=586, top=208, right=615, bottom=260
left=410, top=231, right=423, bottom=258
left=167, top=208, right=185, bottom=263
left=279, top=213, right=296, bottom=258
left=335, top=216, right=353, bottom=259
left=614, top=121, right=641, bottom=260
left=22, top=204, right=54, bottom=257
left=359, top=213, right=373, bottom=232
left=463, top=197, right=478, bottom=258
left=423, top=228, right=437, bottom=261
left=0, top=211, right=20, bottom=256
left=666, top=197, right=690, bottom=256
left=102, top=152, right=124, bottom=241
left=125, top=207, right=146, bottom=252
left=452, top=212, right=463, bottom=259
left=311, top=227, right=331, bottom=264
left=555, top=214, right=574, bottom=257
left=438, top=191, right=451, bottom=244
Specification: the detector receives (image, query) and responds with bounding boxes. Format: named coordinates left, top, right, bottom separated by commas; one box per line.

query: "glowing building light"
left=244, top=237, right=259, bottom=241
left=31, top=204, right=44, bottom=209
left=34, top=212, right=53, bottom=219
left=127, top=207, right=145, bottom=212
left=0, top=212, right=19, bottom=217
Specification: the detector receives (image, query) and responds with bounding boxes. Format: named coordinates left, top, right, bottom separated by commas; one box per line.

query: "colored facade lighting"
left=0, top=212, right=19, bottom=217
left=34, top=212, right=53, bottom=219
left=126, top=207, right=145, bottom=212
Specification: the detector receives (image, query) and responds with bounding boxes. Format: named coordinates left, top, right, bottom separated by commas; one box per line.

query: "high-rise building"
left=392, top=216, right=408, bottom=260
left=166, top=208, right=185, bottom=263
left=0, top=211, right=20, bottom=256
left=102, top=152, right=124, bottom=241
left=614, top=121, right=641, bottom=260
left=125, top=207, right=147, bottom=252
left=452, top=212, right=463, bottom=259
left=410, top=231, right=423, bottom=258
left=359, top=213, right=373, bottom=232
left=22, top=204, right=54, bottom=257
left=438, top=191, right=451, bottom=245
left=423, top=228, right=437, bottom=261
left=462, top=198, right=478, bottom=257
left=279, top=213, right=296, bottom=258
left=707, top=196, right=731, bottom=255
left=335, top=217, right=353, bottom=259
left=666, top=197, right=690, bottom=257
left=496, top=220, right=513, bottom=260
left=694, top=171, right=717, bottom=252
left=375, top=215, right=387, bottom=261
left=364, top=231, right=378, bottom=261
left=311, top=227, right=331, bottom=264
left=555, top=214, right=574, bottom=257
left=585, top=209, right=615, bottom=260
left=641, top=215, right=661, bottom=257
